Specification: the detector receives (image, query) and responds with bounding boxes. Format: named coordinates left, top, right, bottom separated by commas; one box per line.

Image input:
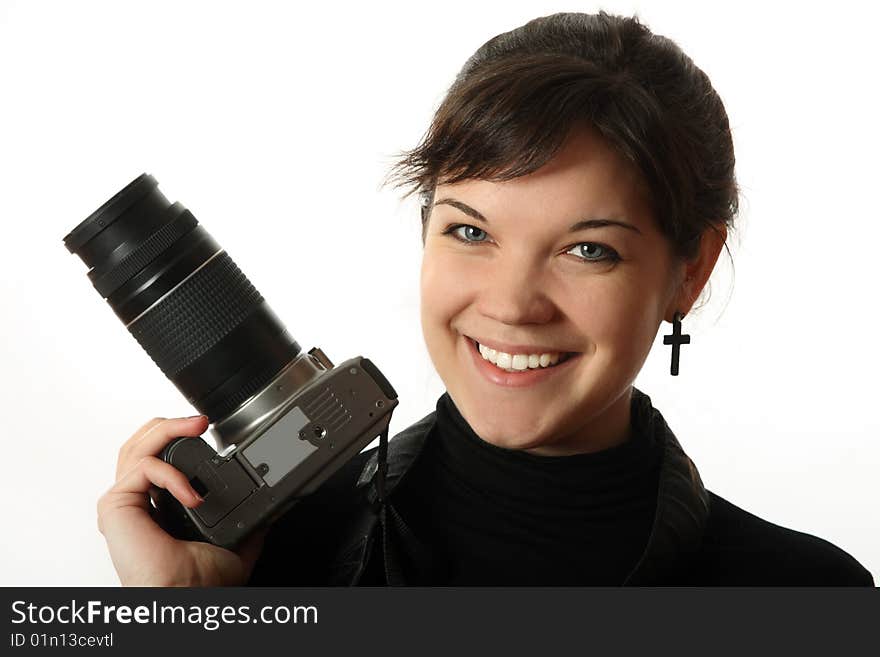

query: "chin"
left=461, top=403, right=557, bottom=451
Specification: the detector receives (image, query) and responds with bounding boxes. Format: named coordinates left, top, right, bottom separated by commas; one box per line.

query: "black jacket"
left=248, top=388, right=874, bottom=586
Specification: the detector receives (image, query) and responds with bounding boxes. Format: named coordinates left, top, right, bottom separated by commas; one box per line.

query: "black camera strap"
left=369, top=423, right=443, bottom=585
left=375, top=425, right=389, bottom=505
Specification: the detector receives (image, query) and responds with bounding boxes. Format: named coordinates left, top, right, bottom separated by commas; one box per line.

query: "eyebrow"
left=433, top=197, right=643, bottom=235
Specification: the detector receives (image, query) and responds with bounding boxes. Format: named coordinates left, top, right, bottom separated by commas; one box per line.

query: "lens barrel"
left=63, top=174, right=301, bottom=421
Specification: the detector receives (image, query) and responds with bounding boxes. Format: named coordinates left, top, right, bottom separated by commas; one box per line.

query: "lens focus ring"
left=127, top=251, right=263, bottom=377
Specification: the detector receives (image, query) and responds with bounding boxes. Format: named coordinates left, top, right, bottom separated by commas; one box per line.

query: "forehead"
left=435, top=125, right=656, bottom=234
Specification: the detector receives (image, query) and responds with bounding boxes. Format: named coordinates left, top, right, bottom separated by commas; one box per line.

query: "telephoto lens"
left=63, top=174, right=398, bottom=549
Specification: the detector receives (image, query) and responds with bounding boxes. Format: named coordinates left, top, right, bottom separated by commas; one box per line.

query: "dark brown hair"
left=385, top=11, right=738, bottom=272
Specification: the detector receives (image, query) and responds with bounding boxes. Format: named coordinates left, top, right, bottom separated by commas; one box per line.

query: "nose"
left=475, top=257, right=557, bottom=326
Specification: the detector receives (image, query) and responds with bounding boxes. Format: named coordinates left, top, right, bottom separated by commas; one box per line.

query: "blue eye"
left=444, top=224, right=489, bottom=243
left=566, top=242, right=621, bottom=264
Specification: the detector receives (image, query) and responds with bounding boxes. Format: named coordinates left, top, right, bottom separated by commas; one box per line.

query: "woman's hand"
left=97, top=416, right=265, bottom=586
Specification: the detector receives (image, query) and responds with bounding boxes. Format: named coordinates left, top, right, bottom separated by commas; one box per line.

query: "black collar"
left=351, top=387, right=710, bottom=585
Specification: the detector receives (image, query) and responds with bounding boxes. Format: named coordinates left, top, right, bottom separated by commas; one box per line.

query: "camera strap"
left=375, top=425, right=389, bottom=505
left=371, top=424, right=445, bottom=585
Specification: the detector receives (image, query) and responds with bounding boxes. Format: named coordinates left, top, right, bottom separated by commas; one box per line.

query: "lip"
left=467, top=335, right=577, bottom=357
left=464, top=335, right=582, bottom=388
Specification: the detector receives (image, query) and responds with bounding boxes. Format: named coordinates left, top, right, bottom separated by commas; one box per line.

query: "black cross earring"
left=663, top=311, right=690, bottom=376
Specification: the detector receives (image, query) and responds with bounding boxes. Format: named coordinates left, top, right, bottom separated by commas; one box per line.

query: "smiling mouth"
left=469, top=337, right=577, bottom=372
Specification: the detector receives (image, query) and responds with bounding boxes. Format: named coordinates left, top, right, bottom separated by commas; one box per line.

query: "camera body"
left=157, top=350, right=397, bottom=550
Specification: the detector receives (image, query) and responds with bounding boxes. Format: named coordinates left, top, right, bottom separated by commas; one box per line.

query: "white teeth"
left=477, top=341, right=567, bottom=371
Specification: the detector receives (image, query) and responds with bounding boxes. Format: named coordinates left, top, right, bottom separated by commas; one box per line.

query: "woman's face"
left=420, top=125, right=702, bottom=456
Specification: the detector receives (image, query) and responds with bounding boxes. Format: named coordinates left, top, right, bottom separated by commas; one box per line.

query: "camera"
left=63, top=174, right=398, bottom=549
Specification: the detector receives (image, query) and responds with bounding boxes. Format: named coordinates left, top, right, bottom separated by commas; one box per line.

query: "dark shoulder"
left=691, top=491, right=874, bottom=586
left=247, top=445, right=378, bottom=585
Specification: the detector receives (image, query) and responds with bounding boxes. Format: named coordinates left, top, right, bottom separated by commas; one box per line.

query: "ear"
left=665, top=224, right=728, bottom=321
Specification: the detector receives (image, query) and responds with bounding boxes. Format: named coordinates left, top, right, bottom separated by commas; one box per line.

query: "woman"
left=98, top=11, right=873, bottom=586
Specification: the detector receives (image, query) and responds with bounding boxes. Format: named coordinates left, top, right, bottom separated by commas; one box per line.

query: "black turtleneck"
left=389, top=392, right=663, bottom=585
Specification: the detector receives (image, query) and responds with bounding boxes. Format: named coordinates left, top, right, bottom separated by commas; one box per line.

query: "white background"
left=1, top=0, right=877, bottom=586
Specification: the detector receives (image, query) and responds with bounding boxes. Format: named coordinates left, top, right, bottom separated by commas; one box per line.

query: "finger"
left=98, top=458, right=203, bottom=537
left=127, top=415, right=208, bottom=462
left=109, top=456, right=203, bottom=514
left=117, top=416, right=209, bottom=480
left=116, top=416, right=167, bottom=476
left=122, top=417, right=168, bottom=451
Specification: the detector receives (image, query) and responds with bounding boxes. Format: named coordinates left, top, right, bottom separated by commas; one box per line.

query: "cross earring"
left=663, top=311, right=690, bottom=376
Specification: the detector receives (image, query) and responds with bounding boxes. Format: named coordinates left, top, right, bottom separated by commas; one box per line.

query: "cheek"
left=607, top=284, right=664, bottom=357
left=420, top=250, right=467, bottom=334
left=556, top=276, right=620, bottom=326
left=419, top=252, right=443, bottom=320
left=561, top=277, right=658, bottom=351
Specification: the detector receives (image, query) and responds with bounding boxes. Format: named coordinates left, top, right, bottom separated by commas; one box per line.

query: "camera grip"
left=151, top=486, right=204, bottom=542
left=157, top=434, right=261, bottom=549
left=152, top=436, right=215, bottom=543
